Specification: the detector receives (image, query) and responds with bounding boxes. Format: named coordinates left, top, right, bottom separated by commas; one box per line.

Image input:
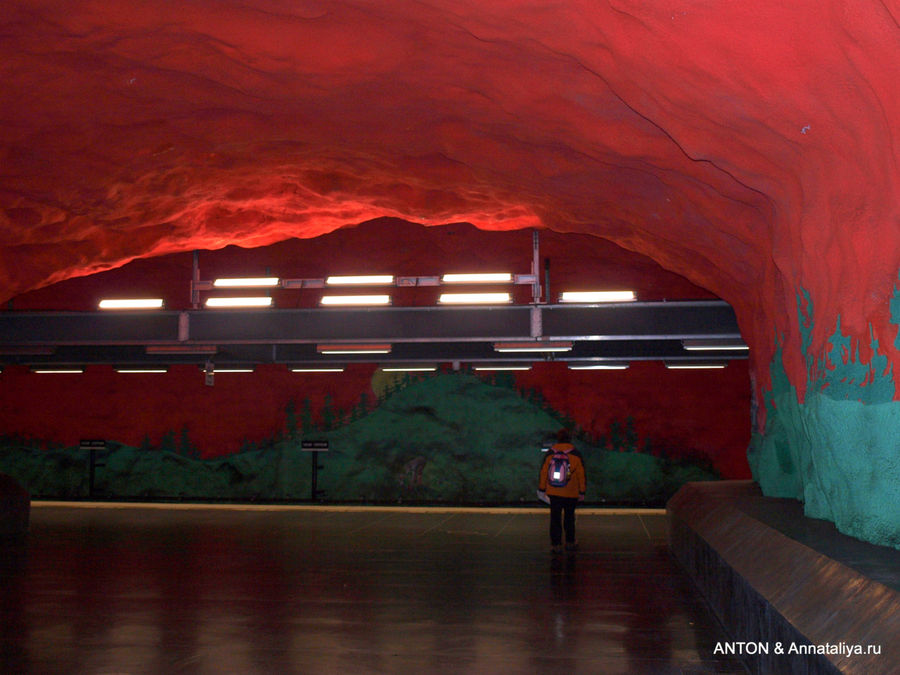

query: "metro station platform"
left=2, top=503, right=749, bottom=674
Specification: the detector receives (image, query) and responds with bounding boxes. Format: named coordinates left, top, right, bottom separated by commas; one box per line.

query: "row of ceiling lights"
left=97, top=273, right=638, bottom=310
left=12, top=361, right=729, bottom=375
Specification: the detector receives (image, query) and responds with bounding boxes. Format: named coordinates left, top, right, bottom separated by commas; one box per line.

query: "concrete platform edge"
left=30, top=500, right=664, bottom=516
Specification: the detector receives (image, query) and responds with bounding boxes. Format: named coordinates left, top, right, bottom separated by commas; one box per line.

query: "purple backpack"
left=547, top=451, right=571, bottom=488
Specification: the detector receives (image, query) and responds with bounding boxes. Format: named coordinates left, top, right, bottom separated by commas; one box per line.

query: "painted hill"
left=0, top=372, right=717, bottom=504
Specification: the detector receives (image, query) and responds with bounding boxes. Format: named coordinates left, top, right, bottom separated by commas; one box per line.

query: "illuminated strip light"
left=472, top=365, right=532, bottom=371
left=116, top=368, right=168, bottom=374
left=568, top=363, right=630, bottom=370
left=99, top=298, right=164, bottom=310
left=291, top=367, right=345, bottom=373
left=559, top=291, right=636, bottom=303
left=494, top=341, right=572, bottom=353
left=441, top=273, right=513, bottom=284
left=320, top=295, right=391, bottom=306
left=326, top=275, right=394, bottom=286
left=665, top=362, right=728, bottom=369
left=210, top=368, right=255, bottom=373
left=33, top=368, right=84, bottom=374
left=381, top=366, right=438, bottom=372
left=213, top=277, right=280, bottom=288
left=682, top=339, right=749, bottom=351
left=205, top=297, right=273, bottom=308
left=317, top=344, right=392, bottom=355
left=438, top=292, right=511, bottom=304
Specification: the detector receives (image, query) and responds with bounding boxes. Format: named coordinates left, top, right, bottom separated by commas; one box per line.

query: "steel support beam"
left=0, top=301, right=744, bottom=366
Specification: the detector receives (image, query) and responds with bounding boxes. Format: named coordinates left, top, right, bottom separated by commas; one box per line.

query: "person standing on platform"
left=538, top=428, right=586, bottom=553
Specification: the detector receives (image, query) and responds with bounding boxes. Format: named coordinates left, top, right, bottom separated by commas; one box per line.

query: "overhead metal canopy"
left=0, top=300, right=746, bottom=368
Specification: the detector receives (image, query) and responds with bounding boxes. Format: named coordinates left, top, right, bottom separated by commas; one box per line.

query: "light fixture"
left=320, top=295, right=391, bottom=306
left=381, top=365, right=438, bottom=372
left=207, top=367, right=254, bottom=373
left=212, top=277, right=280, bottom=288
left=205, top=297, right=273, bottom=308
left=115, top=368, right=168, bottom=374
left=665, top=362, right=728, bottom=369
left=146, top=344, right=217, bottom=355
left=98, top=298, right=164, bottom=310
left=681, top=339, right=749, bottom=351
left=441, top=273, right=513, bottom=284
left=325, top=275, right=394, bottom=286
left=567, top=363, right=630, bottom=370
left=438, top=292, right=511, bottom=304
left=493, top=341, right=572, bottom=353
left=559, top=291, right=636, bottom=303
left=290, top=366, right=345, bottom=373
left=32, top=368, right=84, bottom=374
left=317, top=344, right=392, bottom=355
left=472, top=365, right=532, bottom=371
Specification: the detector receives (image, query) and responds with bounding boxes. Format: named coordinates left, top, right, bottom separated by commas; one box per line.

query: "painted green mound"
left=0, top=372, right=717, bottom=504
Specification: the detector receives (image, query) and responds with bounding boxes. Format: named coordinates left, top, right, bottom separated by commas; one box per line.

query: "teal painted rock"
left=752, top=299, right=900, bottom=549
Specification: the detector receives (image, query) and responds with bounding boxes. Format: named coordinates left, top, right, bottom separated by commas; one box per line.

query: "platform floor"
left=1, top=505, right=749, bottom=674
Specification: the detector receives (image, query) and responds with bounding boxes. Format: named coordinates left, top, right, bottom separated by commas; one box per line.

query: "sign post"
left=301, top=440, right=329, bottom=501
left=80, top=439, right=107, bottom=498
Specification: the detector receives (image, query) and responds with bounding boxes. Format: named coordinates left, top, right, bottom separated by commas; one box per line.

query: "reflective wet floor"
left=2, top=505, right=749, bottom=674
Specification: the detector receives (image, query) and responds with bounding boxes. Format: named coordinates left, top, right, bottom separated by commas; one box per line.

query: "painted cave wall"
left=0, top=2, right=897, bottom=542
left=0, top=222, right=750, bottom=502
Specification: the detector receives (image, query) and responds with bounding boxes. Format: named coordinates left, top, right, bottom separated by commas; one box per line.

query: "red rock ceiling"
left=1, top=1, right=898, bottom=406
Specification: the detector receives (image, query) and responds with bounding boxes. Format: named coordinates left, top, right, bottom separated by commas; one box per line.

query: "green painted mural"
left=749, top=285, right=900, bottom=549
left=0, top=372, right=716, bottom=505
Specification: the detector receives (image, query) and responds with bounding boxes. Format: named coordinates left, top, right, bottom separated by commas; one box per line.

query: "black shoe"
left=551, top=544, right=563, bottom=554
left=565, top=541, right=579, bottom=551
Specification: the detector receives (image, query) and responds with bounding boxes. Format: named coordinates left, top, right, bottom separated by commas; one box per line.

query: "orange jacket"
left=539, top=443, right=586, bottom=498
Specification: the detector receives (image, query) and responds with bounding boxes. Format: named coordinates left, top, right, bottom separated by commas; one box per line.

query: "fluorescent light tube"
left=212, top=277, right=280, bottom=287
left=33, top=368, right=84, bottom=374
left=205, top=297, right=273, bottom=308
left=320, top=295, right=391, bottom=306
left=472, top=365, right=532, bottom=371
left=559, top=291, right=636, bottom=303
left=211, top=368, right=254, bottom=373
left=291, top=367, right=345, bottom=373
left=115, top=368, right=168, bottom=373
left=99, top=298, right=164, bottom=310
left=441, top=273, right=513, bottom=284
left=317, top=344, right=392, bottom=355
left=682, top=339, right=749, bottom=351
left=326, top=275, right=394, bottom=285
left=493, top=341, right=572, bottom=353
left=381, top=366, right=438, bottom=372
left=665, top=363, right=728, bottom=369
left=567, top=363, right=630, bottom=370
left=438, top=292, right=511, bottom=304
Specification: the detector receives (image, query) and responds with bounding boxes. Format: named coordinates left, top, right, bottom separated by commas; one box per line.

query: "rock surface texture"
left=0, top=2, right=898, bottom=544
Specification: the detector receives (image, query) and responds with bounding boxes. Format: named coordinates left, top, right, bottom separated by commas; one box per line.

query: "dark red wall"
left=2, top=221, right=750, bottom=477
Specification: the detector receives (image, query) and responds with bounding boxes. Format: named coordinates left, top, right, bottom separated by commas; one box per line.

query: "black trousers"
left=548, top=496, right=578, bottom=546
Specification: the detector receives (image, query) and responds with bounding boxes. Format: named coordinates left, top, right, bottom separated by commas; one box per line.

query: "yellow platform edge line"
left=31, top=501, right=665, bottom=516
